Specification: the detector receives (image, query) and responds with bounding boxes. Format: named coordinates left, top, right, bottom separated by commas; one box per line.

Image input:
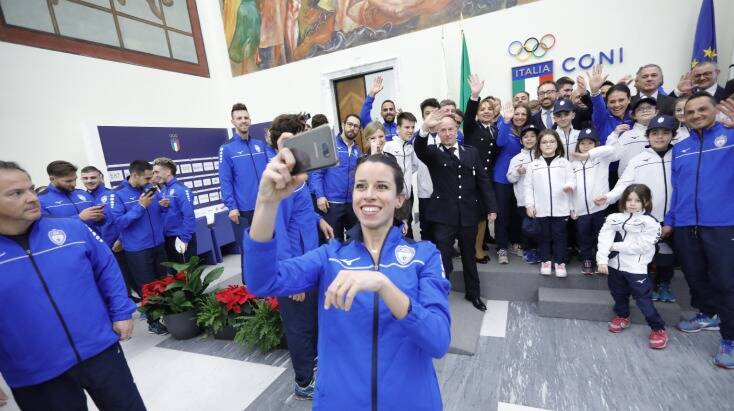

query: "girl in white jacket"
left=569, top=128, right=620, bottom=275
left=596, top=184, right=668, bottom=349
left=524, top=129, right=575, bottom=277
left=507, top=124, right=540, bottom=264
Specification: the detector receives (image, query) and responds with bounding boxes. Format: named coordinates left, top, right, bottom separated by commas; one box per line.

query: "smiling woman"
left=243, top=150, right=451, bottom=409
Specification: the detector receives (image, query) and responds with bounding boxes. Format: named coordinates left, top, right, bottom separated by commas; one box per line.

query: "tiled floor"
left=3, top=254, right=734, bottom=411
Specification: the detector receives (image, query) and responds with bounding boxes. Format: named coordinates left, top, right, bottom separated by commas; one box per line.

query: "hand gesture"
left=158, top=197, right=170, bottom=208
left=614, top=124, right=631, bottom=136
left=661, top=225, right=673, bottom=239
left=289, top=293, right=306, bottom=302
left=586, top=65, right=609, bottom=94
left=112, top=239, right=123, bottom=253
left=572, top=151, right=590, bottom=161
left=422, top=107, right=449, bottom=130
left=570, top=211, right=577, bottom=220
left=228, top=209, right=240, bottom=224
left=257, top=146, right=308, bottom=204
left=487, top=213, right=497, bottom=222
left=319, top=218, right=334, bottom=240
left=401, top=220, right=409, bottom=235
left=526, top=206, right=536, bottom=218
left=517, top=165, right=526, bottom=175
left=575, top=74, right=588, bottom=94
left=617, top=74, right=634, bottom=86
left=370, top=138, right=382, bottom=154
left=468, top=74, right=484, bottom=99
left=501, top=102, right=515, bottom=123
left=138, top=191, right=154, bottom=208
left=324, top=270, right=387, bottom=311
left=563, top=185, right=574, bottom=193
left=369, top=76, right=384, bottom=97
left=79, top=205, right=104, bottom=222
left=113, top=319, right=134, bottom=341
left=317, top=197, right=329, bottom=213
left=717, top=97, right=734, bottom=128
left=597, top=264, right=609, bottom=275
left=677, top=72, right=693, bottom=96
left=593, top=195, right=608, bottom=207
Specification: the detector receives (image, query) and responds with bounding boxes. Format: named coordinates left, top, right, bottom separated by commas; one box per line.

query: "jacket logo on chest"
left=254, top=145, right=262, bottom=153
left=48, top=229, right=67, bottom=246
left=715, top=135, right=727, bottom=148
left=77, top=194, right=87, bottom=202
left=101, top=195, right=108, bottom=203
left=395, top=245, right=415, bottom=265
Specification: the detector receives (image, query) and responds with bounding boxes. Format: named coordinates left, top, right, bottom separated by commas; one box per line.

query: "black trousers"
left=495, top=183, right=520, bottom=250
left=434, top=223, right=480, bottom=298
left=576, top=210, right=606, bottom=261
left=232, top=210, right=255, bottom=271
left=11, top=343, right=145, bottom=411
left=418, top=198, right=435, bottom=243
left=608, top=268, right=665, bottom=330
left=164, top=233, right=198, bottom=265
left=538, top=217, right=568, bottom=264
left=114, top=250, right=137, bottom=298
left=277, top=289, right=318, bottom=386
left=124, top=244, right=167, bottom=296
left=674, top=226, right=734, bottom=340
left=518, top=208, right=537, bottom=250
left=323, top=203, right=357, bottom=242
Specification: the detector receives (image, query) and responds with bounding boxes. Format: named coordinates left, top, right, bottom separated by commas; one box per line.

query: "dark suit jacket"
left=671, top=85, right=728, bottom=102
left=724, top=79, right=734, bottom=100
left=414, top=135, right=497, bottom=227
left=530, top=93, right=593, bottom=130
left=631, top=93, right=676, bottom=116
left=463, top=98, right=499, bottom=175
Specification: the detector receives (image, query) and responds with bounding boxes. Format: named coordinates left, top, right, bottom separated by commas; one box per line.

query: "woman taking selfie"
left=243, top=147, right=451, bottom=410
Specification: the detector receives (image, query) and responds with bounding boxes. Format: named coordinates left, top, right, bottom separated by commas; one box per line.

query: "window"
left=0, top=0, right=208, bottom=76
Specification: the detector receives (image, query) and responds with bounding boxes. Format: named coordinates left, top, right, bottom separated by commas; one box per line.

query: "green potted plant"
left=197, top=285, right=257, bottom=340
left=233, top=296, right=284, bottom=351
left=139, top=256, right=223, bottom=340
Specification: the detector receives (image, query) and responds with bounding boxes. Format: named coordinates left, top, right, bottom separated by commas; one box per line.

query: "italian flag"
left=511, top=60, right=554, bottom=100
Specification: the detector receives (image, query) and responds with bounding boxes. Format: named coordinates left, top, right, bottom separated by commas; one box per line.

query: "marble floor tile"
left=497, top=402, right=551, bottom=411
left=481, top=300, right=510, bottom=338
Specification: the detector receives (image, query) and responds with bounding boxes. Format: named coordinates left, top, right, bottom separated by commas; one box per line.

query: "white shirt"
left=417, top=129, right=439, bottom=198
left=440, top=142, right=460, bottom=159
left=382, top=138, right=419, bottom=198
left=556, top=128, right=580, bottom=161
left=541, top=109, right=554, bottom=129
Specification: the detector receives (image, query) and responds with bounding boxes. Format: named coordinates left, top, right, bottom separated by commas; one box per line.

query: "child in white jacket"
left=507, top=124, right=540, bottom=264
left=597, top=184, right=668, bottom=349
left=569, top=128, right=620, bottom=274
left=605, top=97, right=658, bottom=176
left=524, top=129, right=575, bottom=277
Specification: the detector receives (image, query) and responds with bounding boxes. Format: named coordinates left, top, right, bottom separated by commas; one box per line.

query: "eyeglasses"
left=693, top=71, right=714, bottom=79
left=537, top=90, right=556, bottom=97
left=344, top=122, right=361, bottom=129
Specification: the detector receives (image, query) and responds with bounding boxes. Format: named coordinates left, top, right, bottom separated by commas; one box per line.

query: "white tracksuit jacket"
left=523, top=156, right=575, bottom=218
left=506, top=148, right=535, bottom=207
left=570, top=145, right=620, bottom=216
left=383, top=138, right=420, bottom=198
left=596, top=212, right=661, bottom=274
left=605, top=147, right=672, bottom=223
left=556, top=127, right=580, bottom=161
left=605, top=122, right=648, bottom=175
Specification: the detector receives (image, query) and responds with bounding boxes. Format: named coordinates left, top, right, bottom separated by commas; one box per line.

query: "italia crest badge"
left=714, top=135, right=727, bottom=148
left=395, top=245, right=415, bottom=265
left=48, top=229, right=67, bottom=246
left=170, top=133, right=181, bottom=152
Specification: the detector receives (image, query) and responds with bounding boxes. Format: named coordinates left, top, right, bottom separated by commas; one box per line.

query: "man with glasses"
left=310, top=114, right=362, bottom=241
left=672, top=61, right=728, bottom=102
left=632, top=64, right=675, bottom=115
left=531, top=81, right=559, bottom=130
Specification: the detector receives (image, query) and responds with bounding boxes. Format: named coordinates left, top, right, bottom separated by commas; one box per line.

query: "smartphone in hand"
left=282, top=124, right=339, bottom=174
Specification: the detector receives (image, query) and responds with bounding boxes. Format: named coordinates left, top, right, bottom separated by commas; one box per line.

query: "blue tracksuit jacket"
left=244, top=225, right=451, bottom=410
left=359, top=95, right=398, bottom=141
left=0, top=217, right=135, bottom=388
left=161, top=178, right=196, bottom=243
left=494, top=118, right=523, bottom=184
left=109, top=180, right=165, bottom=252
left=219, top=135, right=269, bottom=212
left=591, top=94, right=634, bottom=145
left=665, top=122, right=734, bottom=227
left=309, top=135, right=361, bottom=203
left=39, top=185, right=96, bottom=226
left=88, top=185, right=120, bottom=247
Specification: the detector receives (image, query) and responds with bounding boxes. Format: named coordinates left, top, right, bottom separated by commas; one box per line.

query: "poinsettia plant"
left=233, top=297, right=283, bottom=352
left=139, top=256, right=223, bottom=321
left=196, top=285, right=258, bottom=334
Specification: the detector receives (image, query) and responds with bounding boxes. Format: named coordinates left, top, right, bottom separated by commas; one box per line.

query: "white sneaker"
left=555, top=263, right=567, bottom=278
left=540, top=261, right=552, bottom=275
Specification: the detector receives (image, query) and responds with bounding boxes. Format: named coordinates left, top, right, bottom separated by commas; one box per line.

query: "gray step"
left=537, top=287, right=682, bottom=326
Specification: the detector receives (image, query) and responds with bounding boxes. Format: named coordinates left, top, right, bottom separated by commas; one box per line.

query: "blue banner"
left=691, top=0, right=717, bottom=68
left=511, top=60, right=553, bottom=81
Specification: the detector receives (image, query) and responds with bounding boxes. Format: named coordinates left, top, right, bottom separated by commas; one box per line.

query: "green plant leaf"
left=202, top=267, right=224, bottom=290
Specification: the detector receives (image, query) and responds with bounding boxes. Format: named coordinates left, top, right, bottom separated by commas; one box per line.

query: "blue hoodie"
left=665, top=122, right=734, bottom=227
left=109, top=180, right=165, bottom=252
left=244, top=225, right=451, bottom=410
left=0, top=217, right=136, bottom=388
left=161, top=178, right=196, bottom=243
left=218, top=135, right=269, bottom=212
left=309, top=135, right=361, bottom=203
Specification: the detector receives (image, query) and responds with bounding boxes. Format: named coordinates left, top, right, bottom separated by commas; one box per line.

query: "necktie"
left=443, top=145, right=456, bottom=156
left=544, top=111, right=553, bottom=129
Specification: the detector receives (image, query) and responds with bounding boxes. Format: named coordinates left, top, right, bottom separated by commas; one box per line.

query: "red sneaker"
left=649, top=329, right=669, bottom=349
left=608, top=316, right=631, bottom=333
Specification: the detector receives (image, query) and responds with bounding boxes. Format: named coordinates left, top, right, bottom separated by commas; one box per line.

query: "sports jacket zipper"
left=546, top=161, right=554, bottom=216
left=693, top=135, right=703, bottom=228
left=582, top=161, right=590, bottom=214
left=617, top=214, right=633, bottom=270
left=362, top=236, right=387, bottom=411
left=661, top=151, right=669, bottom=218
left=25, top=247, right=82, bottom=363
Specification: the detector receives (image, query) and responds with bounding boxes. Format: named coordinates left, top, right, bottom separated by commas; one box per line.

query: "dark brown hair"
left=356, top=154, right=404, bottom=194
left=270, top=114, right=305, bottom=149
left=231, top=103, right=248, bottom=117
left=534, top=129, right=566, bottom=159
left=619, top=184, right=653, bottom=213
left=46, top=160, right=77, bottom=177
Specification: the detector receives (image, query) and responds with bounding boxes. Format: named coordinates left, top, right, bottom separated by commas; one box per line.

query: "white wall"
left=1, top=0, right=732, bottom=185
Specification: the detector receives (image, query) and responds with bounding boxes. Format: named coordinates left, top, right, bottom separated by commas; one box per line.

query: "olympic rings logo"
left=508, top=34, right=556, bottom=61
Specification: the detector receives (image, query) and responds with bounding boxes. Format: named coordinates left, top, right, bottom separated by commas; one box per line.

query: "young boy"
left=552, top=98, right=580, bottom=161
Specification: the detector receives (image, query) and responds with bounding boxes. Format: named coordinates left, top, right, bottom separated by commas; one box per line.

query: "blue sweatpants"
left=608, top=268, right=665, bottom=330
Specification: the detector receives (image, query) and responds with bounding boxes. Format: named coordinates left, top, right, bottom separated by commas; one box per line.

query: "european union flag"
left=691, top=0, right=717, bottom=69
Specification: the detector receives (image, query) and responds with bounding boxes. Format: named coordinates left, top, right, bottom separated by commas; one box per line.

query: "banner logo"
left=170, top=133, right=181, bottom=152
left=508, top=34, right=555, bottom=62
left=511, top=60, right=554, bottom=99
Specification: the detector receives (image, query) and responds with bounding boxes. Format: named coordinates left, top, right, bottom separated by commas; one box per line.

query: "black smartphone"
left=145, top=186, right=158, bottom=196
left=283, top=124, right=339, bottom=174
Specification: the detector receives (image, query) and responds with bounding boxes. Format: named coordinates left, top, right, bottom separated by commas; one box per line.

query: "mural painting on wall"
left=221, top=0, right=538, bottom=76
